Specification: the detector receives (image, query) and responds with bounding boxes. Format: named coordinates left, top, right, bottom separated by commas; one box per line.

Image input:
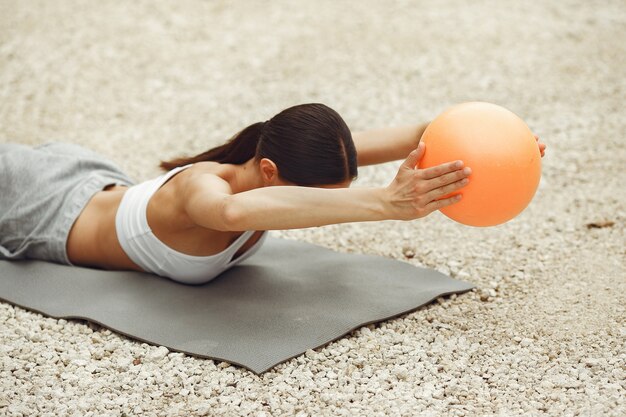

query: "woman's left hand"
left=535, top=134, right=546, bottom=157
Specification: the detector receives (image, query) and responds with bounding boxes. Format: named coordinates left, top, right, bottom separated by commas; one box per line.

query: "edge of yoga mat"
left=0, top=238, right=475, bottom=375
left=0, top=287, right=474, bottom=374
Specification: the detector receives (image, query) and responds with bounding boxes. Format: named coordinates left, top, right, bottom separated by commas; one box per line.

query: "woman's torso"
left=66, top=162, right=264, bottom=272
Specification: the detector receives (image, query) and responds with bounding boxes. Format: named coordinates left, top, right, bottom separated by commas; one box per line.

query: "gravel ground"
left=1, top=0, right=625, bottom=416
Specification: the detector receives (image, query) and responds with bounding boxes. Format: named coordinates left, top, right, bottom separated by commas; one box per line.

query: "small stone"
left=147, top=346, right=170, bottom=361
left=394, top=367, right=409, bottom=380
left=584, top=358, right=600, bottom=367
left=514, top=270, right=526, bottom=279
left=149, top=390, right=163, bottom=399
left=71, top=359, right=88, bottom=367
left=432, top=389, right=445, bottom=399
left=104, top=342, right=117, bottom=353
left=199, top=388, right=213, bottom=399
left=402, top=246, right=415, bottom=258
left=41, top=351, right=55, bottom=360
left=28, top=332, right=43, bottom=342
left=457, top=270, right=471, bottom=279
left=115, top=356, right=132, bottom=371
left=520, top=338, right=533, bottom=347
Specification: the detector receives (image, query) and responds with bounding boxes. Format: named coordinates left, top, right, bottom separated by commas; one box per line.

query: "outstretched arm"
left=183, top=144, right=471, bottom=231
left=352, top=124, right=547, bottom=166
left=183, top=172, right=389, bottom=231
left=351, top=122, right=429, bottom=166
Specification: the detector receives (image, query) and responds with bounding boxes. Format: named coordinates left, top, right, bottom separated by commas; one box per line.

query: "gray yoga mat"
left=0, top=236, right=474, bottom=374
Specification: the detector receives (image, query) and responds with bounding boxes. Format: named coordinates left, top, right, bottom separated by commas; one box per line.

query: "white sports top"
left=115, top=164, right=268, bottom=285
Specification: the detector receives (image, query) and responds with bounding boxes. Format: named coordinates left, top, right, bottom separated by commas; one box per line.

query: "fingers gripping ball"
left=419, top=102, right=542, bottom=227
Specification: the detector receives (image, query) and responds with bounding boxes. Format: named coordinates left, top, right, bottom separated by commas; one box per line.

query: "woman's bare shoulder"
left=182, top=161, right=234, bottom=193
left=177, top=162, right=238, bottom=230
left=185, top=161, right=228, bottom=176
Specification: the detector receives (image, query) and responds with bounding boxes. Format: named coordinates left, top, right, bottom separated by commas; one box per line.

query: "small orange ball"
left=418, top=102, right=541, bottom=227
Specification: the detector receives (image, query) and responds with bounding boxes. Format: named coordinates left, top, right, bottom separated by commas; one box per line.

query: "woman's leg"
left=34, top=142, right=105, bottom=159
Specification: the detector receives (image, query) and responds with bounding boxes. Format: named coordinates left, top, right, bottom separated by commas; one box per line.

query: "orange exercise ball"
left=418, top=102, right=541, bottom=227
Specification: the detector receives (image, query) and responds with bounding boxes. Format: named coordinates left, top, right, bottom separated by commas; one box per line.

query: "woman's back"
left=66, top=162, right=266, bottom=281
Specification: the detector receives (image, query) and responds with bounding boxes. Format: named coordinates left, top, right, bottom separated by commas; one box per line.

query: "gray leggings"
left=0, top=142, right=136, bottom=265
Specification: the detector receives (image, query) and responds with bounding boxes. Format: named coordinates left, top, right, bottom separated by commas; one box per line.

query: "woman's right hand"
left=383, top=142, right=472, bottom=220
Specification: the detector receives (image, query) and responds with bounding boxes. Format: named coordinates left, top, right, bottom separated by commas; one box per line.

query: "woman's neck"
left=226, top=159, right=265, bottom=194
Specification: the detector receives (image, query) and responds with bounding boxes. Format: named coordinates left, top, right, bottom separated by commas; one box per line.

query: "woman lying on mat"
left=0, top=103, right=546, bottom=284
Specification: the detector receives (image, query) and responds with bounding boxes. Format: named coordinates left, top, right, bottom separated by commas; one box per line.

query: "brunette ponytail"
left=159, top=103, right=358, bottom=186
left=159, top=121, right=266, bottom=170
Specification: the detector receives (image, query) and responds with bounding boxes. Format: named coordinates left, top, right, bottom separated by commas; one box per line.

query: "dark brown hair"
left=159, top=103, right=358, bottom=186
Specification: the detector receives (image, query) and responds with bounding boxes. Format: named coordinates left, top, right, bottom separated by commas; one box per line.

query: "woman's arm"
left=183, top=172, right=388, bottom=231
left=352, top=122, right=429, bottom=166
left=218, top=185, right=389, bottom=231
left=352, top=124, right=547, bottom=166
left=183, top=144, right=471, bottom=231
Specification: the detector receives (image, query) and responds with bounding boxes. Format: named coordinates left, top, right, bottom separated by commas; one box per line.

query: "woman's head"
left=160, top=103, right=358, bottom=187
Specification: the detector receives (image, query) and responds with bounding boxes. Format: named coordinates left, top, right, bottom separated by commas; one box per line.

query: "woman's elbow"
left=187, top=195, right=242, bottom=232
left=220, top=196, right=245, bottom=231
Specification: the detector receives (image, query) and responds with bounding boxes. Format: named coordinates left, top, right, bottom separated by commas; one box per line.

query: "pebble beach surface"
left=1, top=0, right=624, bottom=415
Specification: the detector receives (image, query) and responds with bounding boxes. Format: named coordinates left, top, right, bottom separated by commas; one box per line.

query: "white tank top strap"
left=134, top=164, right=193, bottom=235
left=155, top=164, right=193, bottom=188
